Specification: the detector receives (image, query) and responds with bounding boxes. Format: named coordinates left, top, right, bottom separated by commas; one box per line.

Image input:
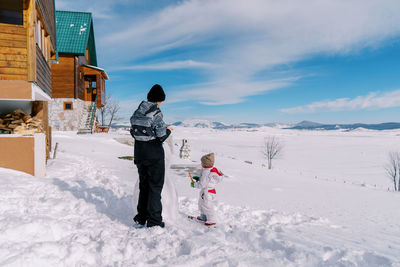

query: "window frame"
left=63, top=102, right=73, bottom=110
left=35, top=14, right=50, bottom=62
left=36, top=19, right=42, bottom=50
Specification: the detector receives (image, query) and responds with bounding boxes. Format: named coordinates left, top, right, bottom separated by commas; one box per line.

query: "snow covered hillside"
left=1, top=127, right=400, bottom=266
left=171, top=119, right=288, bottom=129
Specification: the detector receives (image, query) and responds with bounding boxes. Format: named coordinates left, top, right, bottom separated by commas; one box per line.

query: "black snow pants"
left=134, top=158, right=165, bottom=227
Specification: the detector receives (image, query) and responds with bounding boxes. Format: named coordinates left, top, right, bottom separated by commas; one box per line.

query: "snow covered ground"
left=1, top=127, right=400, bottom=266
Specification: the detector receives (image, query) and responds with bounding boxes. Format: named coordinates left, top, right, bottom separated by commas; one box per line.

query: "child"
left=191, top=153, right=224, bottom=226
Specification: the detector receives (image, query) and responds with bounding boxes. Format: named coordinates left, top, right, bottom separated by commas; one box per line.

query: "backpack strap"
left=144, top=105, right=159, bottom=115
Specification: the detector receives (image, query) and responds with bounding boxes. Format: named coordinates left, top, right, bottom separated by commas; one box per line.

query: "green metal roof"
left=55, top=10, right=98, bottom=66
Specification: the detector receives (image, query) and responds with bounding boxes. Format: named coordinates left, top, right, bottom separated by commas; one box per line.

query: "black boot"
left=147, top=221, right=165, bottom=228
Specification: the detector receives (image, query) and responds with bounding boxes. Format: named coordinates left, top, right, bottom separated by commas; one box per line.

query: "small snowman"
left=179, top=139, right=191, bottom=160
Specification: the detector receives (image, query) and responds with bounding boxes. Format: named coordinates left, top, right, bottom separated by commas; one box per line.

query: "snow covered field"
left=1, top=127, right=400, bottom=266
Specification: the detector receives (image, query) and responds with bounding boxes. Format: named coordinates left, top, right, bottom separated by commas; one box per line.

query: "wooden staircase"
left=77, top=101, right=96, bottom=134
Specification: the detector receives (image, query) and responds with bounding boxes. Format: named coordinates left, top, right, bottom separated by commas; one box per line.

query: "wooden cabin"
left=0, top=0, right=56, bottom=177
left=49, top=11, right=108, bottom=132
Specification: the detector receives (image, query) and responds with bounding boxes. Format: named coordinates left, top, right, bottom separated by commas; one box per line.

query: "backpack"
left=130, top=103, right=160, bottom=141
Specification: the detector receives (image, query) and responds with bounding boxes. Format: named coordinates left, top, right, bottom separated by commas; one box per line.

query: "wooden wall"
left=36, top=0, right=56, bottom=48
left=51, top=55, right=75, bottom=98
left=0, top=23, right=28, bottom=81
left=0, top=0, right=55, bottom=87
left=52, top=54, right=107, bottom=106
left=77, top=55, right=88, bottom=100
left=36, top=46, right=51, bottom=96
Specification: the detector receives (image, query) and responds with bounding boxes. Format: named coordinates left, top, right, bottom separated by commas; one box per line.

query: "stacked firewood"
left=0, top=110, right=43, bottom=135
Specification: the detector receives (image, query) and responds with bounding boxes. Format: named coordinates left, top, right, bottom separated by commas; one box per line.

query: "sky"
left=55, top=0, right=400, bottom=124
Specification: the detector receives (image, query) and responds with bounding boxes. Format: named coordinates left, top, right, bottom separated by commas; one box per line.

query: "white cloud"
left=118, top=98, right=141, bottom=111
left=103, top=1, right=400, bottom=65
left=281, top=89, right=400, bottom=113
left=57, top=0, right=400, bottom=105
left=116, top=98, right=142, bottom=121
left=168, top=77, right=298, bottom=105
left=99, top=0, right=400, bottom=105
left=112, top=60, right=216, bottom=71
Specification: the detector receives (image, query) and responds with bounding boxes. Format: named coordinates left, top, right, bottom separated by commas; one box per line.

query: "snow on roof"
left=82, top=64, right=109, bottom=80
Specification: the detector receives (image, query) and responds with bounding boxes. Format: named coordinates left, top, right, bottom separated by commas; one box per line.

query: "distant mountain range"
left=171, top=120, right=287, bottom=129
left=290, top=121, right=400, bottom=131
left=171, top=120, right=400, bottom=131
left=113, top=120, right=400, bottom=131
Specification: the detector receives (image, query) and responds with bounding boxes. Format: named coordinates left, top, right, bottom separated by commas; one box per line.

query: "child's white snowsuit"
left=194, top=166, right=224, bottom=223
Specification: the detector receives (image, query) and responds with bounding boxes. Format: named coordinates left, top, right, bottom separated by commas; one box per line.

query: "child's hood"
left=130, top=101, right=160, bottom=126
left=135, top=101, right=159, bottom=117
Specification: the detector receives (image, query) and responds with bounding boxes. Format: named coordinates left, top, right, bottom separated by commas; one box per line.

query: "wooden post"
left=32, top=101, right=50, bottom=160
left=74, top=56, right=79, bottom=99
left=53, top=142, right=58, bottom=159
left=26, top=0, right=37, bottom=82
left=47, top=125, right=52, bottom=154
left=96, top=74, right=100, bottom=108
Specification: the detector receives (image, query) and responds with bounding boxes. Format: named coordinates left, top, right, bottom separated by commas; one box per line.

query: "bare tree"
left=262, top=136, right=283, bottom=170
left=107, top=99, right=120, bottom=128
left=385, top=151, right=400, bottom=191
left=97, top=95, right=120, bottom=129
left=98, top=95, right=111, bottom=126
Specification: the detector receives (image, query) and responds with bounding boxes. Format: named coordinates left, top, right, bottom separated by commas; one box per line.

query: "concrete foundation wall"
left=49, top=98, right=91, bottom=131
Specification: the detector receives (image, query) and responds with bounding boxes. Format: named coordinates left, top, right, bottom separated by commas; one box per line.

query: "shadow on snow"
left=53, top=178, right=134, bottom=227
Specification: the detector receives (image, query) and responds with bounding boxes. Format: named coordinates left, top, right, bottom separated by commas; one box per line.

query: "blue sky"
left=55, top=0, right=400, bottom=124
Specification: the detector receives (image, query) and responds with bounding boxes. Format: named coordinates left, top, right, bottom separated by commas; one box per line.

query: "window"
left=36, top=17, right=50, bottom=61
left=0, top=1, right=23, bottom=25
left=41, top=26, right=45, bottom=52
left=64, top=102, right=73, bottom=110
left=36, top=20, right=42, bottom=49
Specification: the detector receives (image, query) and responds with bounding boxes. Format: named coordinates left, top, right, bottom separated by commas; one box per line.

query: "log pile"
left=0, top=109, right=43, bottom=135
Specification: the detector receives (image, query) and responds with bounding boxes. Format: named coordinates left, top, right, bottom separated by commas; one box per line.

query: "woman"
left=130, top=84, right=175, bottom=228
left=132, top=135, right=178, bottom=224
